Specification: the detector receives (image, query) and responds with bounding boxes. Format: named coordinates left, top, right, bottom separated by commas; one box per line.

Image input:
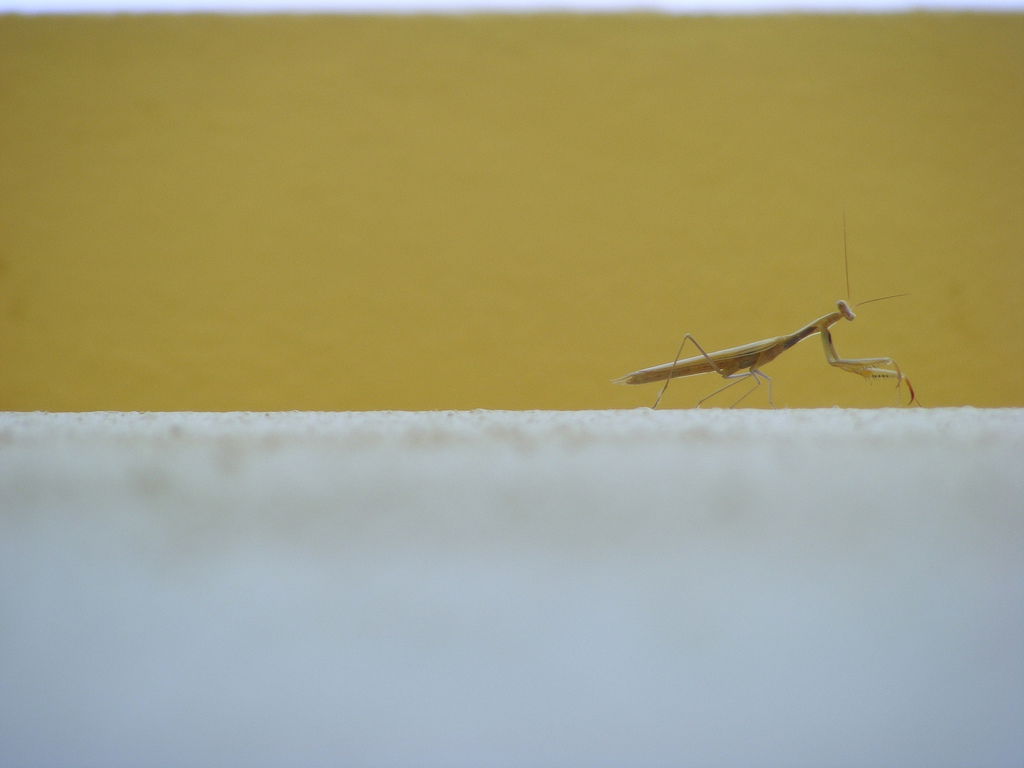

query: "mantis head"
left=837, top=300, right=856, bottom=321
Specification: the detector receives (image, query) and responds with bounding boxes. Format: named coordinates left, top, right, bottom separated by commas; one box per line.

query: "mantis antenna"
left=844, top=210, right=851, bottom=303
left=846, top=213, right=910, bottom=308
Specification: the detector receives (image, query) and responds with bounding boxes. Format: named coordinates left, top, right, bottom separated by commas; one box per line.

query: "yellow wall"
left=2, top=13, right=1022, bottom=410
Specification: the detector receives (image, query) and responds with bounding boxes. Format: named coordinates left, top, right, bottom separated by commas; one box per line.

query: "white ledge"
left=2, top=409, right=1022, bottom=767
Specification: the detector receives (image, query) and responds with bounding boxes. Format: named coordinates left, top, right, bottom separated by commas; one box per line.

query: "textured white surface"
left=2, top=409, right=1023, bottom=767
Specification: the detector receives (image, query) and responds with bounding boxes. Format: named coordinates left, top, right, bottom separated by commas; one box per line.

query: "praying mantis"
left=614, top=226, right=917, bottom=408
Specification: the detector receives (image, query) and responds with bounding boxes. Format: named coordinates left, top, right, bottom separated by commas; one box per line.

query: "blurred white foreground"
left=2, top=409, right=1022, bottom=767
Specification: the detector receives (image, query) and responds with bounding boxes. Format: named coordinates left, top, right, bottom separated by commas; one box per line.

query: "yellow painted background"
left=2, top=13, right=1022, bottom=410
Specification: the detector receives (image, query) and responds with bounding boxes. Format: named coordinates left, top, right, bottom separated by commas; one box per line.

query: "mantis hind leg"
left=652, top=332, right=724, bottom=409
left=652, top=332, right=775, bottom=410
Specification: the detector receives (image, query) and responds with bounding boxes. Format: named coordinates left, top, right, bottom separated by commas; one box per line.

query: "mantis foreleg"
left=820, top=328, right=915, bottom=404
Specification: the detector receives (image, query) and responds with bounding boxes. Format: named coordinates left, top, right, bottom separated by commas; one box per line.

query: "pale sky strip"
left=5, top=0, right=1024, bottom=14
